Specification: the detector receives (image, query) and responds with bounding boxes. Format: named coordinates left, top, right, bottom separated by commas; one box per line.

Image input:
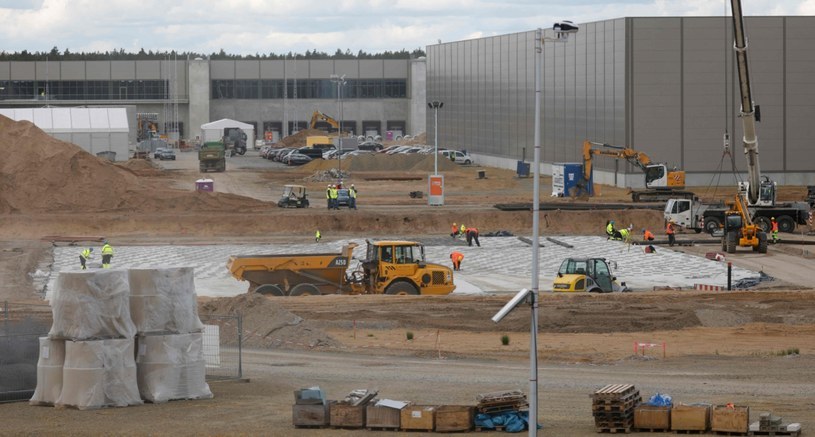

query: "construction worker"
left=349, top=184, right=358, bottom=209
left=329, top=184, right=339, bottom=210
left=101, top=240, right=114, bottom=268
left=459, top=223, right=466, bottom=236
left=606, top=220, right=616, bottom=240
left=619, top=226, right=631, bottom=242
left=465, top=227, right=481, bottom=247
left=666, top=220, right=676, bottom=247
left=642, top=228, right=655, bottom=241
left=315, top=230, right=321, bottom=242
left=450, top=223, right=459, bottom=238
left=79, top=247, right=93, bottom=270
left=450, top=251, right=464, bottom=271
left=771, top=217, right=779, bottom=243
left=325, top=184, right=332, bottom=209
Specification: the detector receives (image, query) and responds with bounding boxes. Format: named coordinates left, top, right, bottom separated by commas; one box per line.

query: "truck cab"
left=664, top=198, right=698, bottom=229
left=362, top=240, right=455, bottom=295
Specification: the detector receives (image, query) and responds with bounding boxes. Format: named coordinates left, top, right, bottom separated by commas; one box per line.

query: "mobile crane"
left=580, top=140, right=693, bottom=202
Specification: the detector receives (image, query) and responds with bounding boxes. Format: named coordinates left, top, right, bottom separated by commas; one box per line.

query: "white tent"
left=200, top=119, right=254, bottom=147
left=0, top=107, right=129, bottom=161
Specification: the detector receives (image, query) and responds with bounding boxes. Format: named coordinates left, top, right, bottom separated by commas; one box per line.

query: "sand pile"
left=115, top=159, right=165, bottom=177
left=279, top=129, right=331, bottom=148
left=0, top=115, right=270, bottom=214
left=299, top=153, right=460, bottom=173
left=198, top=293, right=341, bottom=350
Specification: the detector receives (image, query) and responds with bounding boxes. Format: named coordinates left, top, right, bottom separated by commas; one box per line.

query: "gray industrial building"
left=0, top=57, right=427, bottom=152
left=426, top=16, right=815, bottom=187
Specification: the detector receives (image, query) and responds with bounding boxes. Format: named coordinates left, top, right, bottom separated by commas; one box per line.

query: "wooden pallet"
left=595, top=426, right=632, bottom=434
left=713, top=432, right=748, bottom=436
left=749, top=430, right=801, bottom=437
left=673, top=430, right=708, bottom=434
left=474, top=425, right=506, bottom=432
left=592, top=384, right=637, bottom=400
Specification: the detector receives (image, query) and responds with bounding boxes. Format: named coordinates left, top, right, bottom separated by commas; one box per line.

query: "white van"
left=439, top=150, right=473, bottom=165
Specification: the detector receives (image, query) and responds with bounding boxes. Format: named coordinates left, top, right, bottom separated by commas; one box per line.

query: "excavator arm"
left=309, top=111, right=341, bottom=130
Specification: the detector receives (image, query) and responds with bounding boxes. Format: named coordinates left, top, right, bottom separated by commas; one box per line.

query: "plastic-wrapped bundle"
left=136, top=332, right=213, bottom=403
left=29, top=337, right=66, bottom=406
left=48, top=270, right=136, bottom=340
left=128, top=268, right=205, bottom=335
left=56, top=339, right=142, bottom=410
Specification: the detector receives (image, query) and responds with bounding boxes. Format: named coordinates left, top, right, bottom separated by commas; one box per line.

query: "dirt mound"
left=115, top=159, right=165, bottom=177
left=278, top=129, right=331, bottom=148
left=299, top=153, right=459, bottom=173
left=198, top=293, right=341, bottom=350
left=0, top=115, right=270, bottom=214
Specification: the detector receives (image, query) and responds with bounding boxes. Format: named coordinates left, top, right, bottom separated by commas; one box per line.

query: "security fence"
left=199, top=314, right=243, bottom=380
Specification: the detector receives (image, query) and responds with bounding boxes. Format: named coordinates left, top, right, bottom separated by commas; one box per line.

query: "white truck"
left=665, top=194, right=810, bottom=235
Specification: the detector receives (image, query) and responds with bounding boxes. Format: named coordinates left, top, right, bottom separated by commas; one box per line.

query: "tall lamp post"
left=428, top=101, right=444, bottom=175
left=330, top=74, right=346, bottom=175
left=528, top=21, right=578, bottom=436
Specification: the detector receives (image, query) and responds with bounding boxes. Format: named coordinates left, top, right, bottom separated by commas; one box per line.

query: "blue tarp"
left=646, top=393, right=672, bottom=407
left=475, top=411, right=540, bottom=433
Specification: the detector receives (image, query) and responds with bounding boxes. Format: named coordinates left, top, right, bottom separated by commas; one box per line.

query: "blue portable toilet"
left=552, top=163, right=592, bottom=197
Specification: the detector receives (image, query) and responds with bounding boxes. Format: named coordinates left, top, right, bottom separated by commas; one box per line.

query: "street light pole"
left=428, top=101, right=443, bottom=175
left=529, top=22, right=578, bottom=437
left=330, top=74, right=346, bottom=176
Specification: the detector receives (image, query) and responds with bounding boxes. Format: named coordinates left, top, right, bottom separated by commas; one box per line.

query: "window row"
left=212, top=79, right=407, bottom=99
left=0, top=80, right=170, bottom=100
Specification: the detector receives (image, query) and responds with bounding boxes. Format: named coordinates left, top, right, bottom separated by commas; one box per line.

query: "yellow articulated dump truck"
left=227, top=240, right=455, bottom=296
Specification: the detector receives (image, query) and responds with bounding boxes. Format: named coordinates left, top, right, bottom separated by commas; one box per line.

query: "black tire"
left=255, top=284, right=284, bottom=296
left=726, top=231, right=738, bottom=254
left=289, top=283, right=321, bottom=296
left=777, top=215, right=795, bottom=233
left=754, top=216, right=772, bottom=233
left=721, top=237, right=727, bottom=251
left=385, top=281, right=419, bottom=296
left=757, top=231, right=768, bottom=254
left=705, top=217, right=722, bottom=235
left=302, top=199, right=309, bottom=208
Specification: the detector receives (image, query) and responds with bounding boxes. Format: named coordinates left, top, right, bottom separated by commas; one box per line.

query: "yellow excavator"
left=579, top=140, right=693, bottom=202
left=309, top=110, right=340, bottom=130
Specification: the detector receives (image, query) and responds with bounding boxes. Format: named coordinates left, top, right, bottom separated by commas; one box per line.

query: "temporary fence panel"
left=0, top=302, right=52, bottom=402
left=199, top=314, right=242, bottom=380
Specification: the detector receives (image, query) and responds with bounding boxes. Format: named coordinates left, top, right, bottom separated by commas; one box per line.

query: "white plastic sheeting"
left=136, top=333, right=213, bottom=403
left=49, top=270, right=136, bottom=340
left=29, top=338, right=66, bottom=406
left=128, top=268, right=205, bottom=335
left=55, top=339, right=142, bottom=410
left=0, top=107, right=129, bottom=161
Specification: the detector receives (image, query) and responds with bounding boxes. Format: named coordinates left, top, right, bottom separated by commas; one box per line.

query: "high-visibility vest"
left=666, top=223, right=675, bottom=235
left=326, top=188, right=331, bottom=199
left=606, top=223, right=615, bottom=235
left=81, top=248, right=92, bottom=259
left=349, top=188, right=357, bottom=198
left=771, top=220, right=778, bottom=232
left=450, top=252, right=464, bottom=262
left=329, top=188, right=338, bottom=199
left=643, top=230, right=655, bottom=240
left=101, top=244, right=113, bottom=256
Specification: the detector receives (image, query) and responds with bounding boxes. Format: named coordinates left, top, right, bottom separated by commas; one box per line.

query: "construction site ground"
left=1, top=123, right=814, bottom=435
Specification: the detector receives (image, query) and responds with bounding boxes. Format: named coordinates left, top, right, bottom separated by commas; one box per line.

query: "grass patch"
left=501, top=335, right=510, bottom=346
left=406, top=331, right=414, bottom=341
left=776, top=347, right=800, bottom=356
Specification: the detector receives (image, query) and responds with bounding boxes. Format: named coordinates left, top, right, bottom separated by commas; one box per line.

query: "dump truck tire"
left=385, top=281, right=419, bottom=296
left=290, top=283, right=320, bottom=296
left=255, top=284, right=284, bottom=296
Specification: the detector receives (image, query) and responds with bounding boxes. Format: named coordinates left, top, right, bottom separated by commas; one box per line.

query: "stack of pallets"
left=591, top=384, right=641, bottom=433
left=476, top=390, right=529, bottom=415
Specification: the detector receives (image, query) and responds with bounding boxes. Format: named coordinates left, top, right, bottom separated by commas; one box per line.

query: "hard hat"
left=327, top=184, right=331, bottom=187
left=610, top=220, right=615, bottom=224
left=103, top=240, right=109, bottom=245
left=771, top=217, right=775, bottom=220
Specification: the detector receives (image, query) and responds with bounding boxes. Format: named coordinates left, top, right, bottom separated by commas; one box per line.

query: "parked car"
left=153, top=147, right=168, bottom=159
left=158, top=148, right=176, bottom=160
left=358, top=142, right=384, bottom=152
left=336, top=188, right=351, bottom=207
left=439, top=149, right=473, bottom=165
left=283, top=152, right=312, bottom=166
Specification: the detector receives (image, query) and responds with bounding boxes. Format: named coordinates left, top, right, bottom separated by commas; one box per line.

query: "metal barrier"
left=199, top=314, right=243, bottom=381
left=0, top=301, right=52, bottom=403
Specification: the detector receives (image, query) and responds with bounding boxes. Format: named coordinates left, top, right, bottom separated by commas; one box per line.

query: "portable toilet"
left=552, top=163, right=592, bottom=197
left=195, top=179, right=214, bottom=192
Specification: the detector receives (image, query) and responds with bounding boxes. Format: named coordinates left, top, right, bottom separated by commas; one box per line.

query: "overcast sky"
left=1, top=0, right=814, bottom=56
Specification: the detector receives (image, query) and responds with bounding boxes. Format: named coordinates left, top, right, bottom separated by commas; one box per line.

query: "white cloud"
left=0, top=0, right=812, bottom=55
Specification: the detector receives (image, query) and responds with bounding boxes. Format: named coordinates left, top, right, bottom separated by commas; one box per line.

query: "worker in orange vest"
left=642, top=228, right=655, bottom=241
left=770, top=217, right=779, bottom=243
left=465, top=227, right=480, bottom=247
left=450, top=223, right=459, bottom=238
left=450, top=251, right=464, bottom=271
left=666, top=220, right=676, bottom=247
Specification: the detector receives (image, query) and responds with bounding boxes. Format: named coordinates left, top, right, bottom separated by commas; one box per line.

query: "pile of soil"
left=0, top=116, right=271, bottom=214
left=278, top=129, right=331, bottom=148
left=299, top=153, right=460, bottom=173
left=198, top=293, right=341, bottom=350
left=115, top=159, right=165, bottom=177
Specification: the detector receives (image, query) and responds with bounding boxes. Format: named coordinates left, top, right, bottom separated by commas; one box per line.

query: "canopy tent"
left=200, top=118, right=254, bottom=147
left=0, top=107, right=129, bottom=161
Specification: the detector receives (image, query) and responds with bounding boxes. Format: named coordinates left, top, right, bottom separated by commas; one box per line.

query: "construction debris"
left=750, top=412, right=802, bottom=436
left=304, top=169, right=351, bottom=183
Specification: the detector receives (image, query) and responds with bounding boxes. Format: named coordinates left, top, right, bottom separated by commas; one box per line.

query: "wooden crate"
left=366, top=404, right=401, bottom=429
left=401, top=405, right=436, bottom=431
left=329, top=401, right=366, bottom=428
left=435, top=405, right=474, bottom=432
left=292, top=403, right=329, bottom=427
left=712, top=405, right=749, bottom=433
left=671, top=404, right=710, bottom=431
left=634, top=405, right=671, bottom=430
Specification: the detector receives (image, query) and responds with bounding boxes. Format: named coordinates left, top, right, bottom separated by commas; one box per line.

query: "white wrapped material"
left=56, top=339, right=142, bottom=410
left=48, top=270, right=136, bottom=340
left=128, top=268, right=205, bottom=335
left=136, top=333, right=213, bottom=403
left=29, top=337, right=66, bottom=406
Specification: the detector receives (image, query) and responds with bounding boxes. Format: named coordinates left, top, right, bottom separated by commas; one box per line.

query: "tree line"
left=0, top=47, right=426, bottom=61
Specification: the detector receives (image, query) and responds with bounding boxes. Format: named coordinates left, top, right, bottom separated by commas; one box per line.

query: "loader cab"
left=724, top=213, right=743, bottom=232
left=553, top=257, right=626, bottom=293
